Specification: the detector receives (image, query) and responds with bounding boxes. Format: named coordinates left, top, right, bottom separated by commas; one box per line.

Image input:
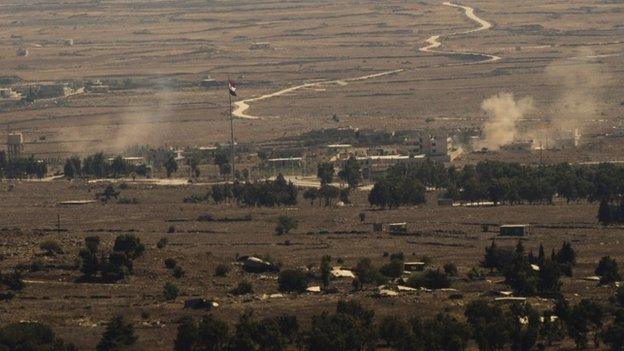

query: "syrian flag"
left=228, top=80, right=237, bottom=96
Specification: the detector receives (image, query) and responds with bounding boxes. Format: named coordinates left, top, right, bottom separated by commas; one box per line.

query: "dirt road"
left=232, top=2, right=499, bottom=120
left=419, top=2, right=501, bottom=63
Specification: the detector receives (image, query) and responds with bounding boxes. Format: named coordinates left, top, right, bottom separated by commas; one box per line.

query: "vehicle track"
left=232, top=2, right=499, bottom=120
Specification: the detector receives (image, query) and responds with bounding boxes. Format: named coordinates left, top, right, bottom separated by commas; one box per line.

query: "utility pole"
left=228, top=80, right=236, bottom=180
left=57, top=214, right=61, bottom=235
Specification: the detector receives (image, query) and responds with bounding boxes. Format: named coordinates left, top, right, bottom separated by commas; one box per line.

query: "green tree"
left=79, top=236, right=101, bottom=279
left=275, top=215, right=298, bottom=235
left=320, top=255, right=332, bottom=290
left=165, top=155, right=178, bottom=178
left=278, top=269, right=309, bottom=293
left=595, top=256, right=621, bottom=285
left=303, top=188, right=318, bottom=205
left=317, top=162, right=335, bottom=186
left=113, top=234, right=145, bottom=259
left=338, top=157, right=361, bottom=188
left=0, top=322, right=76, bottom=351
left=164, top=282, right=180, bottom=300
left=97, top=185, right=120, bottom=203
left=96, top=315, right=137, bottom=351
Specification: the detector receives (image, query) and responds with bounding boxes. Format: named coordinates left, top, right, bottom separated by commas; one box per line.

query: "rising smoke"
left=478, top=48, right=609, bottom=150
left=478, top=92, right=534, bottom=150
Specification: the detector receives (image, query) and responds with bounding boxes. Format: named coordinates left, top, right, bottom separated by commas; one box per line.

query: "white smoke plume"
left=478, top=92, right=534, bottom=150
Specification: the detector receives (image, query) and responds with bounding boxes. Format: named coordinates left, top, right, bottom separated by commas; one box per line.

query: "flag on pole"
left=228, top=80, right=237, bottom=96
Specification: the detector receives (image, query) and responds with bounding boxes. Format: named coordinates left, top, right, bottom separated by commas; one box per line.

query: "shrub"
left=113, top=234, right=145, bottom=259
left=156, top=237, right=168, bottom=249
left=39, top=240, right=63, bottom=256
left=173, top=266, right=185, bottom=279
left=231, top=280, right=253, bottom=295
left=275, top=216, right=298, bottom=235
left=164, top=282, right=180, bottom=301
left=468, top=267, right=485, bottom=281
left=164, top=258, right=177, bottom=270
left=0, top=271, right=24, bottom=291
left=407, top=269, right=451, bottom=289
left=0, top=322, right=76, bottom=351
left=354, top=258, right=385, bottom=286
left=596, top=256, right=621, bottom=285
left=167, top=225, right=176, bottom=234
left=379, top=259, right=404, bottom=278
left=278, top=269, right=309, bottom=293
left=215, top=264, right=229, bottom=277
left=444, top=263, right=458, bottom=276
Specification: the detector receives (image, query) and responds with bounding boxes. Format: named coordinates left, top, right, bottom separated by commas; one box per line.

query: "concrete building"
left=401, top=131, right=459, bottom=162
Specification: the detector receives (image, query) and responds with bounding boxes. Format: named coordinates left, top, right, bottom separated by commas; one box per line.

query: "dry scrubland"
left=0, top=0, right=622, bottom=157
left=0, top=0, right=624, bottom=350
left=0, top=181, right=623, bottom=349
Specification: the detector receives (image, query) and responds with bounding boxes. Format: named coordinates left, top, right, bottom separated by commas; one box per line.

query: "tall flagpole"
left=228, top=79, right=236, bottom=179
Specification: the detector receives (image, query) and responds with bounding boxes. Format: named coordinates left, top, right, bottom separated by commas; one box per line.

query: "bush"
left=156, top=237, right=168, bottom=249
left=407, top=269, right=451, bottom=289
left=39, top=240, right=64, bottom=255
left=0, top=322, right=76, bottom=351
left=379, top=259, right=404, bottom=278
left=278, top=269, right=309, bottom=293
left=354, top=258, right=385, bottom=286
left=275, top=216, right=298, bottom=235
left=164, top=258, right=177, bottom=270
left=0, top=271, right=24, bottom=291
left=164, top=282, right=180, bottom=301
left=444, top=263, right=458, bottom=276
left=173, top=266, right=185, bottom=279
left=214, top=264, right=229, bottom=277
left=468, top=267, right=485, bottom=281
left=113, top=234, right=145, bottom=259
left=230, top=280, right=253, bottom=295
left=596, top=256, right=621, bottom=285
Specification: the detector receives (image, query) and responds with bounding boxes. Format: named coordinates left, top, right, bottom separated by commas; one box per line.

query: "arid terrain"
left=0, top=0, right=622, bottom=158
left=0, top=181, right=622, bottom=349
left=1, top=0, right=624, bottom=350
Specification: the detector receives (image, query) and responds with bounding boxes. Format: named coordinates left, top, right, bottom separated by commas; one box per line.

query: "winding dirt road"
left=232, top=2, right=499, bottom=120
left=419, top=2, right=501, bottom=63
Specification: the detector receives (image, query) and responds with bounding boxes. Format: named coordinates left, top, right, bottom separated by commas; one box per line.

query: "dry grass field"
left=1, top=0, right=624, bottom=350
left=0, top=180, right=623, bottom=349
left=0, top=0, right=622, bottom=157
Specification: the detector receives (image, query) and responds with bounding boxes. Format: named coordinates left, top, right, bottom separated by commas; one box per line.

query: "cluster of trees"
left=170, top=297, right=624, bottom=351
left=482, top=240, right=576, bottom=297
left=64, top=153, right=149, bottom=179
left=317, top=158, right=361, bottom=189
left=0, top=152, right=47, bottom=179
left=78, top=234, right=145, bottom=282
left=368, top=177, right=426, bottom=208
left=303, top=185, right=348, bottom=206
left=190, top=174, right=298, bottom=207
left=597, top=199, right=624, bottom=225
left=0, top=322, right=76, bottom=350
left=367, top=160, right=624, bottom=208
